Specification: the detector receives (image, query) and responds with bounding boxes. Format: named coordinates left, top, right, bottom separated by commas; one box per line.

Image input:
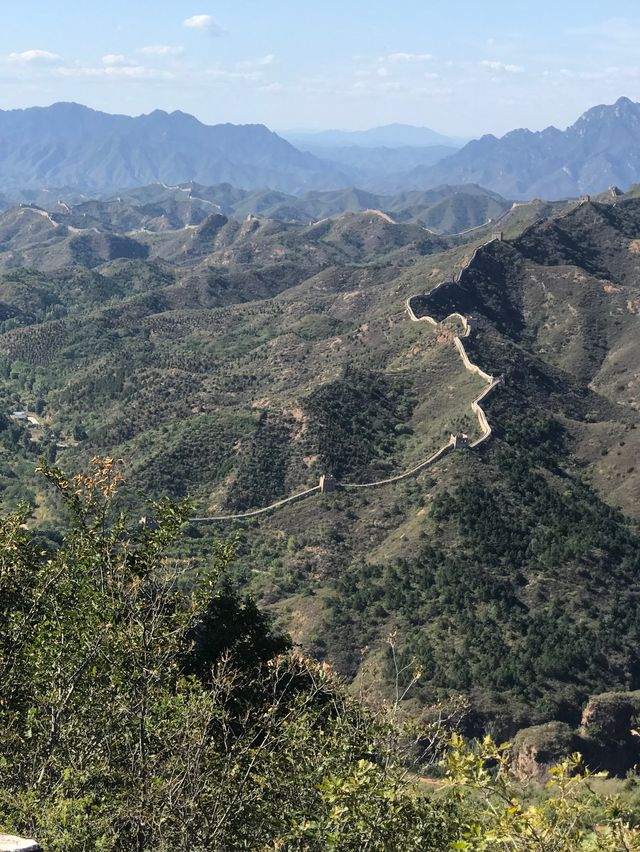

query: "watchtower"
left=319, top=474, right=337, bottom=493
left=450, top=434, right=470, bottom=449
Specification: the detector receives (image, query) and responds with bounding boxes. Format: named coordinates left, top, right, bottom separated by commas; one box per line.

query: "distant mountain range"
left=288, top=144, right=460, bottom=184
left=283, top=123, right=465, bottom=149
left=396, top=96, right=640, bottom=199
left=3, top=98, right=640, bottom=200
left=275, top=124, right=464, bottom=187
left=0, top=102, right=349, bottom=194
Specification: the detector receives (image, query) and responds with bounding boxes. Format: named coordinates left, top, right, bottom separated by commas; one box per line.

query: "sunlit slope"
left=0, top=223, right=487, bottom=515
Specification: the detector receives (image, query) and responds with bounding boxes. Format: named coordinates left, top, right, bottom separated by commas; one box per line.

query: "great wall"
left=192, top=238, right=501, bottom=524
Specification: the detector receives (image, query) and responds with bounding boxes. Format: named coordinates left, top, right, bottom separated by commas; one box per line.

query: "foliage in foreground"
left=0, top=459, right=455, bottom=850
left=1, top=459, right=639, bottom=850
left=444, top=734, right=640, bottom=850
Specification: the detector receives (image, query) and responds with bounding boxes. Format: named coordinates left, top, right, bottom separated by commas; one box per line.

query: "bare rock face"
left=510, top=721, right=577, bottom=783
left=0, top=836, right=41, bottom=852
left=511, top=742, right=554, bottom=783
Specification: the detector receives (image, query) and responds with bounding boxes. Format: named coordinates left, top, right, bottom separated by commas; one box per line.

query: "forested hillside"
left=1, top=187, right=639, bottom=759
left=3, top=461, right=639, bottom=849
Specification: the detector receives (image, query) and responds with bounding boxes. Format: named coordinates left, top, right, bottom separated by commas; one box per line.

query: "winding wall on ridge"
left=193, top=238, right=501, bottom=523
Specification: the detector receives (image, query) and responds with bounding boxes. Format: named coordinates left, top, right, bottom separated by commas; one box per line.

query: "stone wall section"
left=405, top=236, right=500, bottom=450
left=191, top=485, right=320, bottom=523
left=453, top=336, right=493, bottom=383
left=194, top=237, right=500, bottom=523
left=340, top=443, right=453, bottom=491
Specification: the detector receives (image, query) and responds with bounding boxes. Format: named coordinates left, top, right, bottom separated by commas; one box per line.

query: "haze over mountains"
left=3, top=98, right=640, bottom=202
left=282, top=124, right=463, bottom=180
left=283, top=123, right=465, bottom=149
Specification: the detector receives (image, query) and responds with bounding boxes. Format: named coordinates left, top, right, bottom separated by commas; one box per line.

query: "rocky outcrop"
left=509, top=690, right=640, bottom=781
left=580, top=690, right=640, bottom=741
left=510, top=722, right=577, bottom=783
left=578, top=690, right=640, bottom=775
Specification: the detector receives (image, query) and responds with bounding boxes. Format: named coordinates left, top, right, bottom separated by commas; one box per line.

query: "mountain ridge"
left=392, top=96, right=640, bottom=199
left=283, top=122, right=465, bottom=149
left=0, top=182, right=512, bottom=248
left=4, top=98, right=640, bottom=201
left=0, top=101, right=350, bottom=194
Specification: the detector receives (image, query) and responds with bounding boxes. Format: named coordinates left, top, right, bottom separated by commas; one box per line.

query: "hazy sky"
left=2, top=1, right=640, bottom=136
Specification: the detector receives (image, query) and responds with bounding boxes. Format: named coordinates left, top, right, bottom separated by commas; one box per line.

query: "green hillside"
left=1, top=191, right=640, bottom=747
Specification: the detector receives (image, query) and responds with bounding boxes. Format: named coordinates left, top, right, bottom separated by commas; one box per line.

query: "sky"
left=2, top=1, right=640, bottom=137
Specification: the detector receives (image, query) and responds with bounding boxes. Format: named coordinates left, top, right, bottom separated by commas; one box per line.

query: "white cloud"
left=377, top=66, right=390, bottom=77
left=206, top=67, right=262, bottom=81
left=102, top=54, right=135, bottom=67
left=58, top=64, right=174, bottom=80
left=545, top=65, right=638, bottom=81
left=481, top=60, right=524, bottom=73
left=105, top=66, right=166, bottom=79
left=7, top=49, right=61, bottom=64
left=137, top=45, right=184, bottom=57
left=387, top=52, right=432, bottom=63
left=184, top=14, right=223, bottom=36
left=259, top=82, right=285, bottom=93
left=236, top=54, right=274, bottom=69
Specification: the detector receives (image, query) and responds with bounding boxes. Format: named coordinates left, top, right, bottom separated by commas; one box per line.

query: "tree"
left=72, top=422, right=87, bottom=442
left=3, top=459, right=637, bottom=850
left=0, top=458, right=457, bottom=850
